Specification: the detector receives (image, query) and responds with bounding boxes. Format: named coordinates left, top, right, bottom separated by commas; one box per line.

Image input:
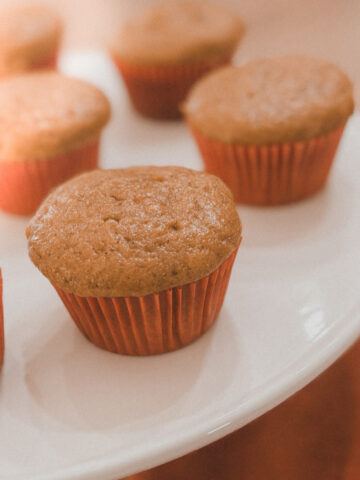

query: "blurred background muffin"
left=109, top=0, right=244, bottom=119
left=1, top=0, right=358, bottom=102
left=0, top=4, right=62, bottom=75
left=0, top=72, right=110, bottom=216
left=183, top=56, right=354, bottom=205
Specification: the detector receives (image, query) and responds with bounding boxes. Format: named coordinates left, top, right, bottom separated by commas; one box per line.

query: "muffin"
left=0, top=5, right=62, bottom=76
left=110, top=0, right=244, bottom=119
left=0, top=269, right=4, bottom=369
left=0, top=72, right=111, bottom=216
left=183, top=56, right=354, bottom=205
left=26, top=166, right=242, bottom=355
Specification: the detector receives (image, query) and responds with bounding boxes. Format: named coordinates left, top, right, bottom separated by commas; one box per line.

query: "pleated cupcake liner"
left=191, top=124, right=346, bottom=206
left=0, top=269, right=4, bottom=369
left=54, top=243, right=240, bottom=356
left=112, top=55, right=231, bottom=120
left=0, top=137, right=100, bottom=216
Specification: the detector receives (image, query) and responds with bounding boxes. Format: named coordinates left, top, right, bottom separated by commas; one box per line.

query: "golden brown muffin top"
left=0, top=5, right=62, bottom=76
left=183, top=56, right=354, bottom=144
left=0, top=72, right=110, bottom=163
left=110, top=0, right=244, bottom=66
left=26, top=166, right=242, bottom=297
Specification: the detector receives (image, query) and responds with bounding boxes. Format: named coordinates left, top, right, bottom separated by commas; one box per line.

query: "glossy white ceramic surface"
left=0, top=51, right=359, bottom=480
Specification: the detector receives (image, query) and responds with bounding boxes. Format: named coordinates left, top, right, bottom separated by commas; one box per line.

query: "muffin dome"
left=0, top=5, right=62, bottom=76
left=0, top=72, right=110, bottom=162
left=111, top=0, right=244, bottom=66
left=27, top=166, right=241, bottom=297
left=183, top=56, right=354, bottom=144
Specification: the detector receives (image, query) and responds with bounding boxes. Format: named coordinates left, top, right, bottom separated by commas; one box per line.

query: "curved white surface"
left=0, top=51, right=359, bottom=480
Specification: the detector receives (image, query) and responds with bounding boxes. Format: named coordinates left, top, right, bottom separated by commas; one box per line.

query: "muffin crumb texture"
left=27, top=167, right=241, bottom=297
left=111, top=0, right=244, bottom=66
left=183, top=56, right=354, bottom=144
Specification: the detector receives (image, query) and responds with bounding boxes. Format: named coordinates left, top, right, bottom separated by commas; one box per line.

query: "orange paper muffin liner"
left=192, top=124, right=345, bottom=205
left=0, top=269, right=4, bottom=369
left=0, top=138, right=100, bottom=216
left=112, top=55, right=231, bottom=120
left=54, top=243, right=240, bottom=356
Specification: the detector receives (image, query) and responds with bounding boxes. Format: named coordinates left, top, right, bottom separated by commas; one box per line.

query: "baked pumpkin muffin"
left=110, top=0, right=244, bottom=119
left=183, top=56, right=354, bottom=205
left=0, top=72, right=110, bottom=216
left=26, top=166, right=242, bottom=355
left=0, top=5, right=62, bottom=76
